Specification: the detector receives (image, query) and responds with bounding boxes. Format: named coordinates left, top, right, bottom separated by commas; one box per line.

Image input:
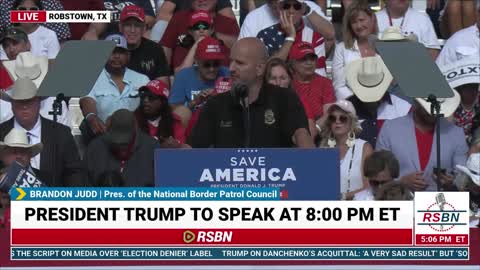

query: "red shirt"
left=292, top=74, right=335, bottom=119
left=0, top=66, right=13, bottom=91
left=415, top=127, right=434, bottom=171
left=147, top=114, right=186, bottom=144
left=60, top=0, right=105, bottom=40
left=160, top=10, right=239, bottom=69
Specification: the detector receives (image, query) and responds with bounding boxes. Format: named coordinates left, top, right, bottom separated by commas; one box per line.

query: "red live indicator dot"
left=10, top=11, right=46, bottom=23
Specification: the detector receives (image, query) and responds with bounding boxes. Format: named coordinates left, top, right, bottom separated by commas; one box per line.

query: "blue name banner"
left=155, top=148, right=339, bottom=200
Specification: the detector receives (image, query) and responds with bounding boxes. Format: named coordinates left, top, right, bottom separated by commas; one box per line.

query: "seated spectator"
left=189, top=38, right=314, bottom=148
left=264, top=57, right=317, bottom=138
left=354, top=150, right=399, bottom=200
left=319, top=100, right=373, bottom=200
left=345, top=56, right=411, bottom=146
left=0, top=0, right=71, bottom=42
left=1, top=51, right=71, bottom=127
left=119, top=5, right=170, bottom=81
left=103, top=0, right=156, bottom=37
left=440, top=0, right=478, bottom=39
left=455, top=153, right=480, bottom=227
left=160, top=0, right=239, bottom=72
left=84, top=109, right=160, bottom=187
left=0, top=129, right=43, bottom=176
left=374, top=181, right=413, bottom=200
left=0, top=0, right=60, bottom=61
left=289, top=41, right=335, bottom=121
left=333, top=2, right=378, bottom=100
left=436, top=4, right=480, bottom=67
left=60, top=0, right=107, bottom=40
left=240, top=0, right=334, bottom=77
left=0, top=78, right=84, bottom=186
left=376, top=94, right=468, bottom=192
left=169, top=37, right=229, bottom=121
left=376, top=0, right=441, bottom=59
left=0, top=62, right=12, bottom=92
left=80, top=34, right=149, bottom=143
left=135, top=80, right=187, bottom=146
left=453, top=83, right=480, bottom=145
left=94, top=170, right=125, bottom=187
left=152, top=0, right=236, bottom=41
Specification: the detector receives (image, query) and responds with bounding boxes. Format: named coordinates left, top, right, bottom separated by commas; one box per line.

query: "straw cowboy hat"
left=0, top=77, right=41, bottom=102
left=345, top=56, right=393, bottom=102
left=380, top=26, right=418, bottom=42
left=3, top=51, right=48, bottom=88
left=0, top=129, right=43, bottom=157
left=415, top=89, right=461, bottom=118
left=456, top=153, right=480, bottom=187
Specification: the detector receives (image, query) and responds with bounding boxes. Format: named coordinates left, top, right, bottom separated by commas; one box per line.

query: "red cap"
left=120, top=5, right=145, bottom=23
left=195, top=37, right=224, bottom=61
left=189, top=11, right=213, bottom=27
left=141, top=80, right=170, bottom=98
left=288, top=41, right=317, bottom=60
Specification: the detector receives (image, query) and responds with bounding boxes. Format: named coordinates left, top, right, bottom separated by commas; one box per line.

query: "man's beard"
left=105, top=63, right=126, bottom=76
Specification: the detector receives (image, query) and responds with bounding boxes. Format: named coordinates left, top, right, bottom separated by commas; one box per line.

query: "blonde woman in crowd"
left=319, top=100, right=373, bottom=200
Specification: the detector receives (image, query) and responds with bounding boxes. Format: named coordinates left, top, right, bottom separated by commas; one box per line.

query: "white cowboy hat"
left=439, top=56, right=480, bottom=89
left=380, top=26, right=418, bottom=42
left=415, top=89, right=461, bottom=118
left=346, top=56, right=393, bottom=102
left=0, top=129, right=43, bottom=157
left=3, top=51, right=48, bottom=88
left=0, top=78, right=39, bottom=102
left=456, top=153, right=480, bottom=187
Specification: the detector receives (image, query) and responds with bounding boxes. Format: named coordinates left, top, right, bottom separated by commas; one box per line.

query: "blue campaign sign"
left=155, top=148, right=339, bottom=200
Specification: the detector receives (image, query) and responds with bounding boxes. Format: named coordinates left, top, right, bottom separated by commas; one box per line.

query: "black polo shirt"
left=188, top=84, right=309, bottom=148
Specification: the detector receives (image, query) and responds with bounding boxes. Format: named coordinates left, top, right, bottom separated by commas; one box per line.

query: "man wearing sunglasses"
left=169, top=36, right=229, bottom=123
left=239, top=0, right=334, bottom=77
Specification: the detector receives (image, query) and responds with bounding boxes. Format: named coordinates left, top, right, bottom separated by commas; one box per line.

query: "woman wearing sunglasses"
left=319, top=100, right=373, bottom=200
left=10, top=0, right=60, bottom=61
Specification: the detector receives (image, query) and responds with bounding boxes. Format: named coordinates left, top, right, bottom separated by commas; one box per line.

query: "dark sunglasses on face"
left=328, top=114, right=348, bottom=123
left=202, top=61, right=220, bottom=69
left=17, top=6, right=40, bottom=10
left=192, top=22, right=210, bottom=31
left=282, top=2, right=302, bottom=10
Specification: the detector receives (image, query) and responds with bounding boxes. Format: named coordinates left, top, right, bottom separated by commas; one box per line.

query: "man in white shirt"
left=376, top=0, right=441, bottom=59
left=436, top=3, right=480, bottom=67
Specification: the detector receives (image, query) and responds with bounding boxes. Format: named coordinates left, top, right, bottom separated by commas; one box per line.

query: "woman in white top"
left=319, top=100, right=373, bottom=200
left=332, top=2, right=378, bottom=100
left=12, top=0, right=60, bottom=60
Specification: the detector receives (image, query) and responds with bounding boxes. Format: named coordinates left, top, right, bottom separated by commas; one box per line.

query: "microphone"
left=435, top=193, right=446, bottom=230
left=231, top=82, right=250, bottom=147
left=232, top=82, right=249, bottom=106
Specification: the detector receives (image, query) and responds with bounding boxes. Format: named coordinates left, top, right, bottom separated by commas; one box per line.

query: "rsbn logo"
left=417, top=193, right=467, bottom=232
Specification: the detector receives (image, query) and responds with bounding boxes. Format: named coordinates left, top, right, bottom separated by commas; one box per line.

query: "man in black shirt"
left=119, top=5, right=170, bottom=82
left=188, top=38, right=314, bottom=148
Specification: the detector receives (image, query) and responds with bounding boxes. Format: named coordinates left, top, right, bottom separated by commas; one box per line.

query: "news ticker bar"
left=10, top=11, right=111, bottom=23
left=11, top=247, right=469, bottom=260
left=10, top=187, right=281, bottom=201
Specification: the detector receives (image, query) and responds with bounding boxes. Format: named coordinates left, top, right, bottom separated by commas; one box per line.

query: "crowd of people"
left=0, top=0, right=479, bottom=228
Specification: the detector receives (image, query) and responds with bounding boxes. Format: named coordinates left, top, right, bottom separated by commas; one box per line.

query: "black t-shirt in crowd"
left=103, top=0, right=155, bottom=37
left=188, top=83, right=309, bottom=148
left=167, top=0, right=232, bottom=11
left=128, top=37, right=170, bottom=79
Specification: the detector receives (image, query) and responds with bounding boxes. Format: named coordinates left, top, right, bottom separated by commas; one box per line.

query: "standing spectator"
left=376, top=95, right=468, bottom=191
left=135, top=80, right=187, bottom=146
left=84, top=109, right=160, bottom=187
left=0, top=0, right=60, bottom=61
left=240, top=0, right=335, bottom=77
left=319, top=100, right=373, bottom=200
left=289, top=41, right=335, bottom=121
left=103, top=0, right=156, bottom=37
left=169, top=37, right=229, bottom=120
left=160, top=0, right=239, bottom=71
left=1, top=50, right=71, bottom=127
left=0, top=0, right=71, bottom=42
left=333, top=2, right=378, bottom=100
left=436, top=4, right=480, bottom=68
left=0, top=78, right=84, bottom=186
left=79, top=34, right=149, bottom=142
left=440, top=0, right=478, bottom=38
left=354, top=150, right=399, bottom=200
left=152, top=0, right=235, bottom=41
left=60, top=0, right=107, bottom=40
left=376, top=0, right=441, bottom=59
left=189, top=38, right=314, bottom=148
left=119, top=5, right=170, bottom=82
